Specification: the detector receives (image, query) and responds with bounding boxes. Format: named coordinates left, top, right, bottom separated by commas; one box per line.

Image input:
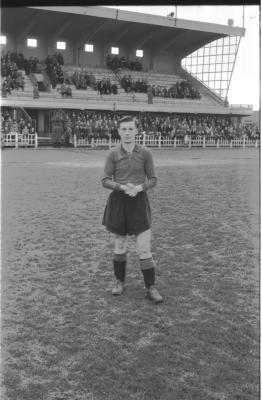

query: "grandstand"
left=1, top=6, right=258, bottom=148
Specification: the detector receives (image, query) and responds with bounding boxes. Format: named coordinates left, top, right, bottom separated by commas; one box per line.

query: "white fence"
left=2, top=132, right=259, bottom=149
left=74, top=135, right=259, bottom=149
left=2, top=132, right=38, bottom=148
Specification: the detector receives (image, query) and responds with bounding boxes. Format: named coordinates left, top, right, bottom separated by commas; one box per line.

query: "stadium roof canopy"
left=1, top=6, right=245, bottom=59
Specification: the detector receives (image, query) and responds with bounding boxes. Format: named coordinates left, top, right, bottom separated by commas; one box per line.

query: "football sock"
left=113, top=254, right=126, bottom=282
left=140, top=258, right=155, bottom=289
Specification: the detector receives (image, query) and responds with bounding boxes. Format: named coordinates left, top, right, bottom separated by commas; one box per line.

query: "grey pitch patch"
left=44, top=157, right=245, bottom=169
left=45, top=161, right=103, bottom=168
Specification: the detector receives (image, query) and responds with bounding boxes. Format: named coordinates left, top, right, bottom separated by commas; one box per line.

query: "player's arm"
left=127, top=149, right=157, bottom=196
left=101, top=151, right=127, bottom=192
left=138, top=148, right=157, bottom=192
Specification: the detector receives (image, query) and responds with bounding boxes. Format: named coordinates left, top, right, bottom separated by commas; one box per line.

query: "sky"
left=107, top=5, right=260, bottom=111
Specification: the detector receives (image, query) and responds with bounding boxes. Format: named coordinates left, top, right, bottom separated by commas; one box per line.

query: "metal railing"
left=229, top=104, right=253, bottom=110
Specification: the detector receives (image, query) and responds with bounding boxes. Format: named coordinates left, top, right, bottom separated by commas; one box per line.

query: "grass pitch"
left=2, top=148, right=260, bottom=400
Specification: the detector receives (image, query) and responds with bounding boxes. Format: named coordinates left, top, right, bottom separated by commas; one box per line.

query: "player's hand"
left=120, top=184, right=128, bottom=192
left=125, top=183, right=138, bottom=197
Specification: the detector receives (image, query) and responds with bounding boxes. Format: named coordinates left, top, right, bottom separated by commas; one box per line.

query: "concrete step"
left=38, top=137, right=53, bottom=146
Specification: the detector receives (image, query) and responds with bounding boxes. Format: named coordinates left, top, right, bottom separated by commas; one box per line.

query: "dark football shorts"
left=102, top=191, right=151, bottom=236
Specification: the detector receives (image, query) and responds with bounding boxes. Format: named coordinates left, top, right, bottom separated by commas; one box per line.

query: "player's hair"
left=117, top=115, right=138, bottom=129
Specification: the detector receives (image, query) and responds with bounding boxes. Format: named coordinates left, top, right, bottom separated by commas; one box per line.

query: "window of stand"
left=0, top=35, right=6, bottom=45
left=111, top=47, right=119, bottom=55
left=136, top=49, right=143, bottom=58
left=27, top=38, right=37, bottom=48
left=57, top=41, right=66, bottom=50
left=85, top=44, right=94, bottom=52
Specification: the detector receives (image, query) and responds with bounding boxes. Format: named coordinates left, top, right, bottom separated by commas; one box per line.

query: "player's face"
left=118, top=120, right=137, bottom=144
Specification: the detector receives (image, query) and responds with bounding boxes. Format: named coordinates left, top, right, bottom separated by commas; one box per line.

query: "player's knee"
left=114, top=252, right=127, bottom=261
left=114, top=237, right=127, bottom=254
left=137, top=248, right=152, bottom=259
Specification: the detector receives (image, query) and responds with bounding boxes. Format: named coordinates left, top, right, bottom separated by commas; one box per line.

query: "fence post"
left=243, top=137, right=245, bottom=148
left=74, top=134, right=77, bottom=148
left=15, top=132, right=18, bottom=149
left=203, top=135, right=206, bottom=148
left=158, top=136, right=161, bottom=148
left=173, top=137, right=176, bottom=148
left=217, top=138, right=219, bottom=149
left=91, top=137, right=95, bottom=148
left=255, top=139, right=258, bottom=148
left=108, top=135, right=112, bottom=149
left=230, top=140, right=233, bottom=148
left=143, top=134, right=146, bottom=147
left=188, top=136, right=191, bottom=148
left=35, top=133, right=38, bottom=148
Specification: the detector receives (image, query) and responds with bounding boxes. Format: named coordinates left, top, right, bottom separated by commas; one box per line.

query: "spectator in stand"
left=2, top=80, right=11, bottom=96
left=64, top=125, right=72, bottom=145
left=18, top=118, right=25, bottom=134
left=65, top=83, right=72, bottom=98
left=56, top=52, right=64, bottom=65
left=106, top=54, right=143, bottom=72
left=73, top=123, right=80, bottom=140
left=6, top=75, right=15, bottom=91
left=97, top=78, right=118, bottom=96
left=59, top=82, right=72, bottom=98
left=89, top=72, right=96, bottom=89
left=22, top=125, right=29, bottom=140
left=33, top=83, right=39, bottom=99
left=15, top=73, right=25, bottom=91
left=11, top=120, right=18, bottom=133
left=45, top=53, right=64, bottom=89
left=121, top=74, right=148, bottom=94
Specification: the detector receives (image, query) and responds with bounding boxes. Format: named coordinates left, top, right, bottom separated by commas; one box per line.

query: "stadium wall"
left=38, top=110, right=45, bottom=134
left=17, top=36, right=47, bottom=62
left=4, top=32, right=178, bottom=73
left=154, top=52, right=177, bottom=73
left=4, top=34, right=16, bottom=54
left=78, top=44, right=104, bottom=68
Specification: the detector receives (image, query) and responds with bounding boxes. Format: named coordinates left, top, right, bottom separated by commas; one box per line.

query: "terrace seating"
left=2, top=61, right=227, bottom=113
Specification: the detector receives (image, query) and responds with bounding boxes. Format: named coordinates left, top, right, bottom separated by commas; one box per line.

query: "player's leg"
left=112, top=234, right=128, bottom=295
left=136, top=229, right=163, bottom=303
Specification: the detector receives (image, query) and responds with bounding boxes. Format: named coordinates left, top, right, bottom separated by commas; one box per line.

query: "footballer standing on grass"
left=102, top=115, right=163, bottom=303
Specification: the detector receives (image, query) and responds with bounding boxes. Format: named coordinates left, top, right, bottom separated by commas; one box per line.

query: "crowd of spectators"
left=121, top=74, right=148, bottom=94
left=1, top=110, right=36, bottom=137
left=58, top=67, right=120, bottom=97
left=106, top=54, right=142, bottom=71
left=64, top=69, right=97, bottom=90
left=239, top=122, right=259, bottom=139
left=62, top=68, right=120, bottom=96
left=1, top=109, right=260, bottom=142
left=1, top=50, right=201, bottom=102
left=1, top=51, right=65, bottom=90
left=119, top=74, right=201, bottom=100
left=64, top=110, right=119, bottom=140
left=138, top=113, right=235, bottom=139
left=57, top=82, right=72, bottom=98
left=1, top=51, right=26, bottom=95
left=1, top=51, right=43, bottom=75
left=97, top=78, right=118, bottom=95
left=61, top=110, right=260, bottom=141
left=1, top=74, right=25, bottom=96
left=45, top=53, right=65, bottom=89
left=1, top=50, right=65, bottom=96
left=151, top=80, right=201, bottom=99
